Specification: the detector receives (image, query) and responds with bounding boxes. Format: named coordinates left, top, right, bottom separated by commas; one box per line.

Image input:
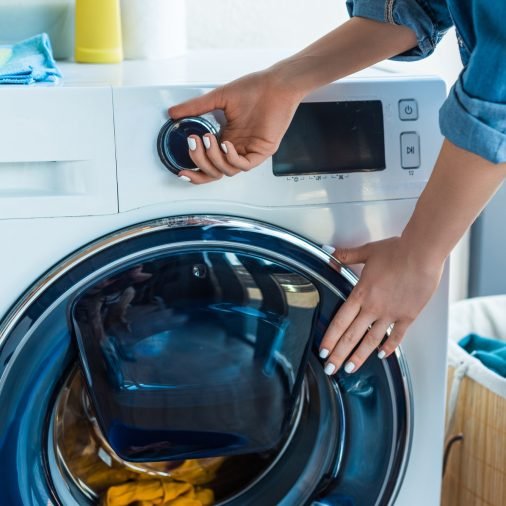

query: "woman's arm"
left=169, top=13, right=506, bottom=377
left=319, top=140, right=506, bottom=374
left=168, top=17, right=417, bottom=183
left=270, top=16, right=417, bottom=95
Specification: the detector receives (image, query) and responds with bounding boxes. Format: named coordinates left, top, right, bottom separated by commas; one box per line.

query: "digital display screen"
left=273, top=101, right=385, bottom=176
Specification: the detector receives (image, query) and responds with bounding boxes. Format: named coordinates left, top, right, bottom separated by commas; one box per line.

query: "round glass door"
left=0, top=216, right=411, bottom=506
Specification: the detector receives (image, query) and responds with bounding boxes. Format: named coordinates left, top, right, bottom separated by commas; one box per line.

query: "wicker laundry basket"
left=442, top=296, right=506, bottom=506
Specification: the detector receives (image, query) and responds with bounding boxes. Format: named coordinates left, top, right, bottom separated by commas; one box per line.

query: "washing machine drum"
left=0, top=216, right=411, bottom=506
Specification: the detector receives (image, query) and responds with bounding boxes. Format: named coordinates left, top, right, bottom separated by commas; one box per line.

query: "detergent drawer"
left=0, top=87, right=117, bottom=218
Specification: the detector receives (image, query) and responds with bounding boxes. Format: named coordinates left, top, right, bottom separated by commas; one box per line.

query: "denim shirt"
left=346, top=0, right=506, bottom=164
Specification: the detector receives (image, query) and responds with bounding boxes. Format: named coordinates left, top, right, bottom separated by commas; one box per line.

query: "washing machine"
left=0, top=52, right=448, bottom=506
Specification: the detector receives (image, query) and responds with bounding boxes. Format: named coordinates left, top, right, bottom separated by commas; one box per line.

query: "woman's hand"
left=168, top=69, right=303, bottom=184
left=320, top=237, right=444, bottom=375
left=319, top=139, right=506, bottom=376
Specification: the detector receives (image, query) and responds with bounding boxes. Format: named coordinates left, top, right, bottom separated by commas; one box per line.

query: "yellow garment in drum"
left=169, top=460, right=224, bottom=486
left=57, top=372, right=223, bottom=506
left=94, top=459, right=220, bottom=506
left=65, top=427, right=221, bottom=506
left=104, top=480, right=214, bottom=506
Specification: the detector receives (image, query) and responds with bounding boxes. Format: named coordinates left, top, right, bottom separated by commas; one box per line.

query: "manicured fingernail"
left=203, top=136, right=211, bottom=149
left=322, top=245, right=335, bottom=255
left=187, top=137, right=197, bottom=151
left=319, top=348, right=330, bottom=359
left=179, top=175, right=191, bottom=182
left=324, top=363, right=336, bottom=375
left=378, top=350, right=386, bottom=360
left=344, top=361, right=356, bottom=374
left=221, top=142, right=228, bottom=154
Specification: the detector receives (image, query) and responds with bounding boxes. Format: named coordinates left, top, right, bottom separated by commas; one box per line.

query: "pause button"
left=400, top=132, right=420, bottom=169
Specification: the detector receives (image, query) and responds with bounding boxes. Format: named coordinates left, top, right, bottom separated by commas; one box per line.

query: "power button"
left=399, top=99, right=418, bottom=121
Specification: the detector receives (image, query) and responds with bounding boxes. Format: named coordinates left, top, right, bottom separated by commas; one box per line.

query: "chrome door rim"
left=0, top=215, right=413, bottom=506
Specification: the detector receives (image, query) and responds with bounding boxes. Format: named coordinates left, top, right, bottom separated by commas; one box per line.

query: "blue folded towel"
left=0, top=33, right=62, bottom=85
left=459, top=333, right=506, bottom=378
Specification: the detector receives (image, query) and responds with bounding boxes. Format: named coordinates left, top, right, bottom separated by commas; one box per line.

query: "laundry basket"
left=442, top=296, right=506, bottom=506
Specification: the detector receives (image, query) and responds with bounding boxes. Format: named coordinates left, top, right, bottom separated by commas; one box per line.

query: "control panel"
left=114, top=75, right=446, bottom=211
left=398, top=100, right=421, bottom=169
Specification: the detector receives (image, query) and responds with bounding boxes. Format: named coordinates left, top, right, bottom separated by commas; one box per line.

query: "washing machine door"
left=0, top=216, right=412, bottom=506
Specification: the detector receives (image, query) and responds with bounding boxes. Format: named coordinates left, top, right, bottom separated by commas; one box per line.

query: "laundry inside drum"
left=50, top=368, right=299, bottom=506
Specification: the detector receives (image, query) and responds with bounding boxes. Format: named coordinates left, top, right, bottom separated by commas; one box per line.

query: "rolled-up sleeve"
left=439, top=3, right=506, bottom=164
left=346, top=0, right=453, bottom=60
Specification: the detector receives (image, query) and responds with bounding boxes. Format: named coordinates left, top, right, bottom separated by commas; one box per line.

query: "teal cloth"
left=0, top=33, right=61, bottom=85
left=459, top=333, right=506, bottom=378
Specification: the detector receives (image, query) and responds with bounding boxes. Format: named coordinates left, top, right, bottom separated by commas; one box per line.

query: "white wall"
left=186, top=0, right=462, bottom=83
left=186, top=0, right=348, bottom=51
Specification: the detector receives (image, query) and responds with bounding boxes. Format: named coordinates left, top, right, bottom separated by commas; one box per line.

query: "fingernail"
left=221, top=142, right=228, bottom=154
left=203, top=136, right=211, bottom=150
left=324, top=363, right=336, bottom=375
left=319, top=348, right=330, bottom=359
left=378, top=350, right=386, bottom=360
left=187, top=137, right=197, bottom=151
left=322, top=244, right=335, bottom=255
left=179, top=175, right=191, bottom=182
left=344, top=361, right=356, bottom=374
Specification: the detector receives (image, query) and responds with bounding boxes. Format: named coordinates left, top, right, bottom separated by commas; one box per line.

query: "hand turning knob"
left=157, top=116, right=220, bottom=175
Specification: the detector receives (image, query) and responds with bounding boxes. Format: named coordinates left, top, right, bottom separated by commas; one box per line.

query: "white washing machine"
left=0, top=52, right=448, bottom=506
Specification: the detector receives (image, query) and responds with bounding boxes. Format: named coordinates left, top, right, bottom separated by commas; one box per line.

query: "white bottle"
left=121, top=0, right=187, bottom=60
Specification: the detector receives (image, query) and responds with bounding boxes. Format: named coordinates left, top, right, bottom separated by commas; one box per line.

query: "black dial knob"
left=157, top=116, right=220, bottom=175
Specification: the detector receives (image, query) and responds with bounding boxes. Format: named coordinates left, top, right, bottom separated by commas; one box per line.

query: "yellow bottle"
left=75, top=0, right=123, bottom=63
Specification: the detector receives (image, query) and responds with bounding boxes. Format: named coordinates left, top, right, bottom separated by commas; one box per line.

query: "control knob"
left=157, top=116, right=220, bottom=175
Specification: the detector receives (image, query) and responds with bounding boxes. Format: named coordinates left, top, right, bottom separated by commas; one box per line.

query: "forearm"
left=269, top=17, right=417, bottom=97
left=402, top=140, right=506, bottom=265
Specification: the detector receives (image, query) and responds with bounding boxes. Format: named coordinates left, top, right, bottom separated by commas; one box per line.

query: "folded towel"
left=459, top=333, right=506, bottom=378
left=0, top=33, right=62, bottom=85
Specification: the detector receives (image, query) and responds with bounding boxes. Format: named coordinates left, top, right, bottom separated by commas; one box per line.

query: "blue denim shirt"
left=346, top=0, right=506, bottom=164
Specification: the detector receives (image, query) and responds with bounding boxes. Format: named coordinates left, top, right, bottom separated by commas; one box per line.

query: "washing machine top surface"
left=54, top=50, right=408, bottom=89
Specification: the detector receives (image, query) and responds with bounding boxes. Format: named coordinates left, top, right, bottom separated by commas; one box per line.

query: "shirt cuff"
left=439, top=76, right=506, bottom=164
left=346, top=0, right=449, bottom=61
